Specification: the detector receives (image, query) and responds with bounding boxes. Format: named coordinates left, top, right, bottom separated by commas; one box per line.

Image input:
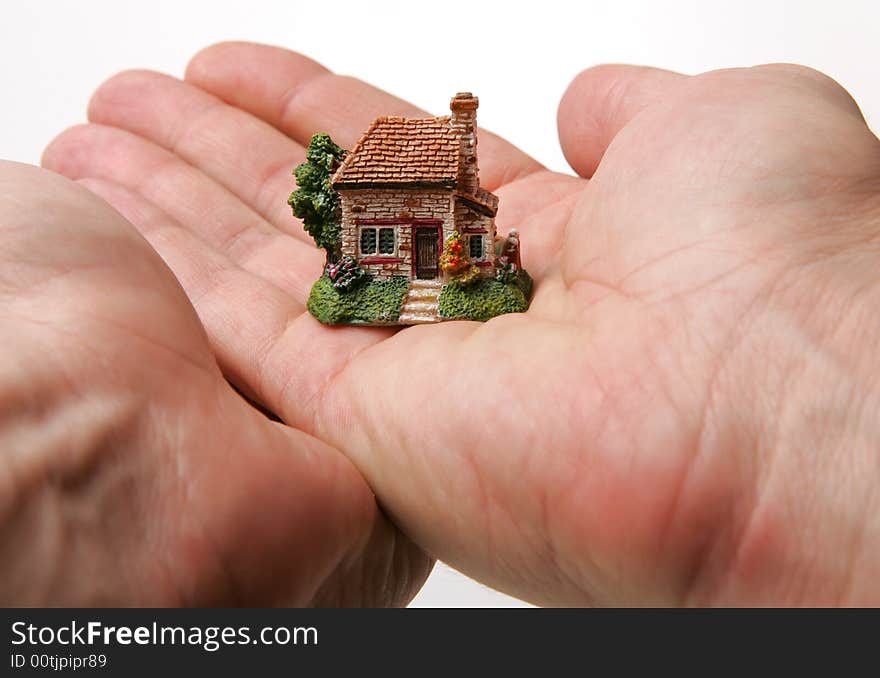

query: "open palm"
left=44, top=43, right=880, bottom=605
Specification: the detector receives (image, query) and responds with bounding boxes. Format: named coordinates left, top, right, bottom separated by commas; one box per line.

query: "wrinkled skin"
left=6, top=42, right=880, bottom=605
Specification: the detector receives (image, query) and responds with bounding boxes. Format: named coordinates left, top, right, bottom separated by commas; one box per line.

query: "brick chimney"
left=450, top=92, right=479, bottom=195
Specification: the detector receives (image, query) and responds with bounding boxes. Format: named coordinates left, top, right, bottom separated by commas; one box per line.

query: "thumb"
left=557, top=64, right=686, bottom=178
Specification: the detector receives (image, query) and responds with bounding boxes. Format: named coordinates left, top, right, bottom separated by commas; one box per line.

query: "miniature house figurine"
left=290, top=93, right=531, bottom=326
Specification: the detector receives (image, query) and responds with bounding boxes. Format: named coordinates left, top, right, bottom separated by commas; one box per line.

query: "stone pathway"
left=398, top=279, right=443, bottom=324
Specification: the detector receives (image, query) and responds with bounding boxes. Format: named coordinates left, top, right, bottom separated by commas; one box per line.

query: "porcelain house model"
left=333, top=93, right=498, bottom=285
left=292, top=93, right=530, bottom=326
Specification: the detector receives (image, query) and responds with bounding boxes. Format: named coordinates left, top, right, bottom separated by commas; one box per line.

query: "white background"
left=2, top=0, right=878, bottom=607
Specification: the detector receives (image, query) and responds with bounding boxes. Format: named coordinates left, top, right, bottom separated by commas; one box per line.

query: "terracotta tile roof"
left=456, top=187, right=499, bottom=216
left=332, top=116, right=460, bottom=187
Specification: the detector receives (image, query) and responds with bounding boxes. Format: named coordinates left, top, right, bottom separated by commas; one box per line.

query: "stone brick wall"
left=339, top=188, right=454, bottom=279
left=454, top=201, right=496, bottom=277
left=450, top=93, right=479, bottom=196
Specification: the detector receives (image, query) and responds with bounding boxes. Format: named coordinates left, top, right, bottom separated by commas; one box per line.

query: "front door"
left=415, top=227, right=439, bottom=279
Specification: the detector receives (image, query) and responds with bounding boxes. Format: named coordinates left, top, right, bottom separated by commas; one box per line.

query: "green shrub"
left=438, top=274, right=531, bottom=321
left=515, top=269, right=533, bottom=299
left=288, top=133, right=347, bottom=261
left=308, top=275, right=409, bottom=325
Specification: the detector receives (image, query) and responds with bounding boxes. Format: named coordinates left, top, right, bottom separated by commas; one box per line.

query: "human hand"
left=0, top=160, right=428, bottom=606
left=43, top=43, right=880, bottom=605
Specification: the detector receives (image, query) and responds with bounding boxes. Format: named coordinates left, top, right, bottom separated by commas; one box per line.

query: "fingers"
left=185, top=41, right=544, bottom=190
left=74, top=176, right=293, bottom=399
left=73, top=176, right=391, bottom=432
left=43, top=123, right=320, bottom=303
left=185, top=42, right=330, bottom=137
left=557, top=64, right=686, bottom=178
left=87, top=69, right=307, bottom=235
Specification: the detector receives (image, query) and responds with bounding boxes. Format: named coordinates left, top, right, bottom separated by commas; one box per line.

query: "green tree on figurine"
left=288, top=133, right=347, bottom=262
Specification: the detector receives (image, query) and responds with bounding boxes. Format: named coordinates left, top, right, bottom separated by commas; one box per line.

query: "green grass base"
left=307, top=275, right=409, bottom=325
left=438, top=271, right=533, bottom=321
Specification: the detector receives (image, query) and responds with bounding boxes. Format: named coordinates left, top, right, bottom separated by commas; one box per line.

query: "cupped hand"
left=0, top=160, right=428, bottom=606
left=43, top=43, right=880, bottom=605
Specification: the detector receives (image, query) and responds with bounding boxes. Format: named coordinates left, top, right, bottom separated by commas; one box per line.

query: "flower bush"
left=325, top=255, right=367, bottom=292
left=495, top=259, right=519, bottom=285
left=439, top=233, right=479, bottom=286
left=453, top=264, right=480, bottom=286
